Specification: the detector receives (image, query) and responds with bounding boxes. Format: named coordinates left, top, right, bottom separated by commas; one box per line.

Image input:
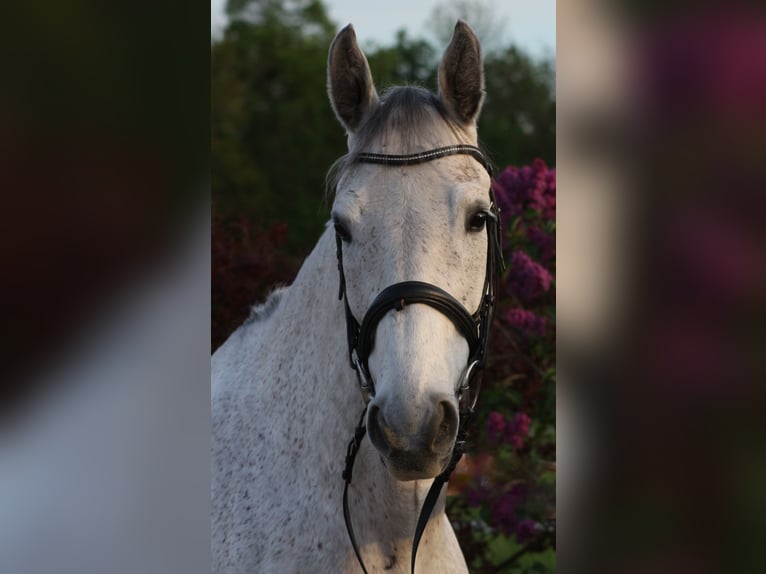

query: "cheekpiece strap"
left=410, top=412, right=471, bottom=573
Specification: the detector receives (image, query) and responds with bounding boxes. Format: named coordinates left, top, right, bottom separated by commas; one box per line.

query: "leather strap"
left=342, top=408, right=369, bottom=574
left=358, top=281, right=480, bottom=377
left=411, top=414, right=469, bottom=573
left=356, top=144, right=493, bottom=176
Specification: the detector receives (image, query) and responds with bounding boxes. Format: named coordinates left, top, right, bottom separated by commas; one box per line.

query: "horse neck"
left=266, top=227, right=360, bottom=429
left=275, top=227, right=441, bottom=540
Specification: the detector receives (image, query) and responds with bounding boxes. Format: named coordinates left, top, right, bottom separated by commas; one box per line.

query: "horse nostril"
left=368, top=396, right=459, bottom=460
left=367, top=404, right=390, bottom=456
left=367, top=404, right=379, bottom=430
left=432, top=399, right=458, bottom=453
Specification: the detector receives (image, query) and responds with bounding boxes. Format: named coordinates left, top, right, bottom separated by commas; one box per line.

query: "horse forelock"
left=350, top=86, right=455, bottom=153
left=325, top=86, right=482, bottom=202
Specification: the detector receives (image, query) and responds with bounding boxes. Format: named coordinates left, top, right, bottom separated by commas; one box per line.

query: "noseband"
left=336, top=144, right=505, bottom=574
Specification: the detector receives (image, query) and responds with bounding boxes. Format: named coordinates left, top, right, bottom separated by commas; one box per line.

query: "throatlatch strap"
left=342, top=408, right=369, bottom=574
left=410, top=415, right=469, bottom=573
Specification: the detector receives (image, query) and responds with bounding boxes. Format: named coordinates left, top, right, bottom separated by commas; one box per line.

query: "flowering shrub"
left=448, top=159, right=556, bottom=572
left=211, top=214, right=299, bottom=352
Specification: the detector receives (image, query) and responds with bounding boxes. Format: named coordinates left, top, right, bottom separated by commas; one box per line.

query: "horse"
left=212, top=21, right=502, bottom=573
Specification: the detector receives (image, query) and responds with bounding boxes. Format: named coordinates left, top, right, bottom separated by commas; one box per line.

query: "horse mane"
left=242, top=286, right=288, bottom=326
left=326, top=86, right=473, bottom=201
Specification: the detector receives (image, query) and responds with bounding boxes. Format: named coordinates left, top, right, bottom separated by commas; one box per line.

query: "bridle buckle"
left=351, top=349, right=373, bottom=402
left=457, top=359, right=481, bottom=412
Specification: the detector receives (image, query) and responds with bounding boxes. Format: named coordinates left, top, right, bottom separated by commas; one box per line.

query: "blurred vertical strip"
left=0, top=1, right=210, bottom=573
left=559, top=1, right=766, bottom=572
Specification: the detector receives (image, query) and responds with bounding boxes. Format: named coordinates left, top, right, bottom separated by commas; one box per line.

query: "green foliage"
left=365, top=30, right=438, bottom=91
left=226, top=0, right=336, bottom=35
left=212, top=0, right=345, bottom=250
left=480, top=47, right=556, bottom=170
left=427, top=0, right=509, bottom=53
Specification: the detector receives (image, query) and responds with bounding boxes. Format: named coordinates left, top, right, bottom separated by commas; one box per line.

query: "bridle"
left=335, top=144, right=505, bottom=573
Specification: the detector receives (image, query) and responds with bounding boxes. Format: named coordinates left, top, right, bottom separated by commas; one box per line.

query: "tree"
left=427, top=0, right=508, bottom=54
left=479, top=46, right=556, bottom=168
left=365, top=30, right=437, bottom=90
left=225, top=0, right=335, bottom=36
left=212, top=0, right=346, bottom=250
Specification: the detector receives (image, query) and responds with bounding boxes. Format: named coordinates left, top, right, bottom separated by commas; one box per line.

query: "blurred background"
left=1, top=1, right=211, bottom=573
left=557, top=0, right=766, bottom=572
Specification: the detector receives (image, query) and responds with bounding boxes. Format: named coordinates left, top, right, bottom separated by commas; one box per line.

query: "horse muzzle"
left=366, top=392, right=459, bottom=480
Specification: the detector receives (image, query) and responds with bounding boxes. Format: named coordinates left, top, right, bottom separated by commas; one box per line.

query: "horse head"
left=328, top=22, right=495, bottom=482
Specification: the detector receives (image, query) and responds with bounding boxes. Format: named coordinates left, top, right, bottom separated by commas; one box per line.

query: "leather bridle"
left=335, top=144, right=505, bottom=574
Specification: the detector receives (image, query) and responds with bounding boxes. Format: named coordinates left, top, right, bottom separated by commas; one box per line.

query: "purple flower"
left=504, top=412, right=532, bottom=449
left=492, top=492, right=519, bottom=535
left=507, top=250, right=553, bottom=302
left=515, top=519, right=538, bottom=544
left=464, top=486, right=485, bottom=508
left=509, top=482, right=528, bottom=498
left=543, top=168, right=556, bottom=219
left=493, top=172, right=523, bottom=219
left=543, top=191, right=556, bottom=220
left=526, top=167, right=548, bottom=212
left=526, top=225, right=555, bottom=261
left=491, top=483, right=528, bottom=536
left=493, top=159, right=555, bottom=225
left=486, top=411, right=507, bottom=443
left=506, top=308, right=547, bottom=337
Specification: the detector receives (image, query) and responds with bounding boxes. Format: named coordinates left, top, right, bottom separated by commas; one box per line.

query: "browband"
left=355, top=144, right=494, bottom=176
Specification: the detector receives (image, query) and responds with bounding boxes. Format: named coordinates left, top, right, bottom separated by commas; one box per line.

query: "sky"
left=211, top=0, right=556, bottom=58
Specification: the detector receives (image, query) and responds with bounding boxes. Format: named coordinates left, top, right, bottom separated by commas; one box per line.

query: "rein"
left=336, top=144, right=504, bottom=573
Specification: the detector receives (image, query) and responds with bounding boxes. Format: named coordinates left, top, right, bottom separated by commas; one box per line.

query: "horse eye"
left=333, top=219, right=352, bottom=243
left=466, top=211, right=488, bottom=232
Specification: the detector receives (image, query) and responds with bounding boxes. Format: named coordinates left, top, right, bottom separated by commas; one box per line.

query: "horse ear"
left=327, top=24, right=379, bottom=134
left=438, top=21, right=485, bottom=125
